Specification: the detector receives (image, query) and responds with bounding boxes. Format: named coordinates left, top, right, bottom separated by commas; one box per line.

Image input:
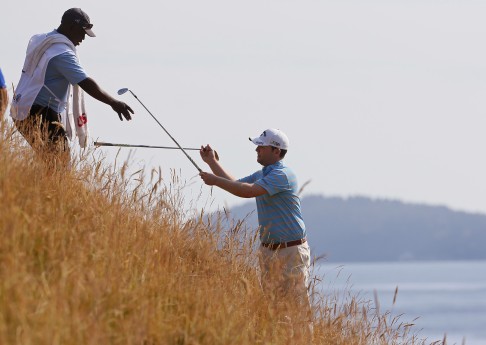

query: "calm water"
left=316, top=261, right=486, bottom=345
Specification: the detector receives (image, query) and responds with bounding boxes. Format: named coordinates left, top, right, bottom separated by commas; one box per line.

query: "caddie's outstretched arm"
left=78, top=77, right=134, bottom=121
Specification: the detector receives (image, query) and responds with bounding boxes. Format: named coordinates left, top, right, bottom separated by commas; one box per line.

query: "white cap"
left=249, top=128, right=289, bottom=150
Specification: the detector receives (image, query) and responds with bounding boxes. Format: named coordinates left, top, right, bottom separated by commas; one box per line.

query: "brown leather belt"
left=261, top=238, right=307, bottom=251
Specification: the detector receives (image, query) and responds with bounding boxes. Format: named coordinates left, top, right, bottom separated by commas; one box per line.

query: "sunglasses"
left=74, top=19, right=93, bottom=30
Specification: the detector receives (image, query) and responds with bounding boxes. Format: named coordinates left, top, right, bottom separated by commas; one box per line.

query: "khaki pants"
left=258, top=241, right=311, bottom=308
left=259, top=241, right=313, bottom=340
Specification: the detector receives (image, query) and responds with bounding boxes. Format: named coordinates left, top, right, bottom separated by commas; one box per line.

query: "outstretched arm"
left=78, top=77, right=134, bottom=121
left=199, top=144, right=266, bottom=197
left=199, top=172, right=267, bottom=198
left=200, top=144, right=235, bottom=180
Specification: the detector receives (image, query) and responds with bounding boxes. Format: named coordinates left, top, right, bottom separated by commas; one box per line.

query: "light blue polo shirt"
left=239, top=160, right=306, bottom=243
left=34, top=30, right=88, bottom=113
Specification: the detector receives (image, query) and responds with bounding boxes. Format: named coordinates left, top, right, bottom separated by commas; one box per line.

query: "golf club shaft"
left=95, top=141, right=219, bottom=161
left=128, top=90, right=203, bottom=172
left=94, top=142, right=199, bottom=150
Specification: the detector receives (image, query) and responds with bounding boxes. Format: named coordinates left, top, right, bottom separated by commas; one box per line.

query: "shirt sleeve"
left=0, top=68, right=6, bottom=88
left=254, top=169, right=290, bottom=196
left=50, top=51, right=88, bottom=85
left=238, top=171, right=261, bottom=184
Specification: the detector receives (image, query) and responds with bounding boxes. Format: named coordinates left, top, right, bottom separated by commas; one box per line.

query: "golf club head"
left=117, top=88, right=129, bottom=95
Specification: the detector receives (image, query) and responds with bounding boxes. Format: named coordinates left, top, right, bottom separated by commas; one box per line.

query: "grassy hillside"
left=0, top=121, right=425, bottom=344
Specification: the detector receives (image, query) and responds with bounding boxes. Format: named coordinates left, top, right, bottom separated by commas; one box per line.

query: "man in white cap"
left=199, top=129, right=312, bottom=321
left=10, top=8, right=133, bottom=161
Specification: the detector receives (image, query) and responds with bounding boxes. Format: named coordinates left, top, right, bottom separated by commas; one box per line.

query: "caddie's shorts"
left=14, top=104, right=68, bottom=154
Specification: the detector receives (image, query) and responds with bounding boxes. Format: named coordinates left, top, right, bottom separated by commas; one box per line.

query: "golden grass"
left=0, top=121, right=429, bottom=345
left=0, top=88, right=8, bottom=120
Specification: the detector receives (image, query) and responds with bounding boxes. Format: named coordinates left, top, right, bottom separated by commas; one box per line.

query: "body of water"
left=316, top=260, right=486, bottom=345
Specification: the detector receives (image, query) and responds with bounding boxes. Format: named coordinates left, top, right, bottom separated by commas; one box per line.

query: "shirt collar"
left=262, top=160, right=283, bottom=176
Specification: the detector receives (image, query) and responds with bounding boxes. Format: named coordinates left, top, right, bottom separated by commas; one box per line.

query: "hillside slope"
left=0, top=123, right=425, bottom=344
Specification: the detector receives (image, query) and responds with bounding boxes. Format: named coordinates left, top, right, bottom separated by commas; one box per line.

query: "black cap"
left=61, top=8, right=96, bottom=37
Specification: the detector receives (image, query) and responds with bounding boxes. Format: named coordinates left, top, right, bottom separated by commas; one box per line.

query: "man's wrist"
left=108, top=99, right=118, bottom=108
left=207, top=160, right=220, bottom=170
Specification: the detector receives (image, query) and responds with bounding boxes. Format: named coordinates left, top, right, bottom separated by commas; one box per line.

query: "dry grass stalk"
left=0, top=122, right=428, bottom=344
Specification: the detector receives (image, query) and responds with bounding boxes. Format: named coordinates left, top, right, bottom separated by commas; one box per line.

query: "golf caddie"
left=10, top=8, right=134, bottom=162
left=199, top=128, right=312, bottom=316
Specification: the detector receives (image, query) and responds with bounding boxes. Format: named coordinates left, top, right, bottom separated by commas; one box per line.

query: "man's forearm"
left=207, top=160, right=236, bottom=181
left=78, top=77, right=134, bottom=121
left=78, top=77, right=116, bottom=106
left=213, top=176, right=266, bottom=198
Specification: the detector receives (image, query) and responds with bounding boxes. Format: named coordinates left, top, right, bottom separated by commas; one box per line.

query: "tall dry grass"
left=0, top=88, right=9, bottom=121
left=0, top=120, right=430, bottom=345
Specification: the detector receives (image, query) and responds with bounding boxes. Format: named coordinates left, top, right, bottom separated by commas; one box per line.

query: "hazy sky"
left=2, top=0, right=486, bottom=214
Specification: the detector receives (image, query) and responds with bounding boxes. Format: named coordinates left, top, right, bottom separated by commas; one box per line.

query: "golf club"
left=95, top=141, right=199, bottom=150
left=117, top=88, right=203, bottom=172
left=95, top=141, right=220, bottom=161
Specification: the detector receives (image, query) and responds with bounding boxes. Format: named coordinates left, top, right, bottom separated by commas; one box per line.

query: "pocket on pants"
left=297, top=242, right=311, bottom=269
